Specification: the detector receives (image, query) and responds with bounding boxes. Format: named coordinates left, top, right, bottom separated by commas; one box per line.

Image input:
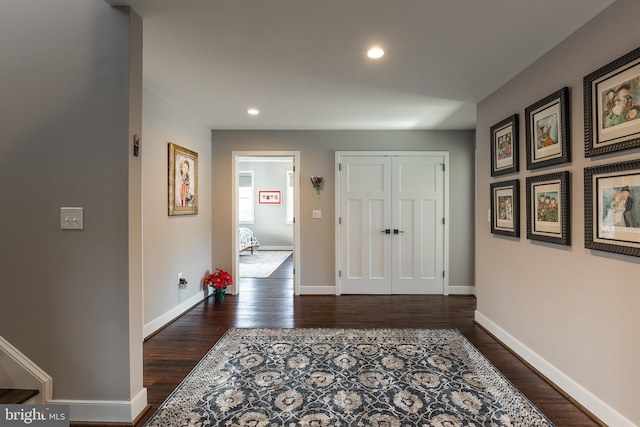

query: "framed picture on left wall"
left=168, top=142, right=198, bottom=216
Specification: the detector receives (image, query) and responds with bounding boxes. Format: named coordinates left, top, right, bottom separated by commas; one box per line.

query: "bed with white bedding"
left=239, top=227, right=260, bottom=254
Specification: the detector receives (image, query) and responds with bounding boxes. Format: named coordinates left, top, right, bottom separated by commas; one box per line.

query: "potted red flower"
left=204, top=268, right=233, bottom=301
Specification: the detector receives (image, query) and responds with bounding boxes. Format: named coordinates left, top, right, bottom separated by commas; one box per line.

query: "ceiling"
left=113, top=0, right=615, bottom=131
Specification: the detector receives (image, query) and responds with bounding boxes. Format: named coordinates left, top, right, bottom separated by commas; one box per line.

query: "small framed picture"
left=584, top=159, right=640, bottom=257
left=490, top=114, right=519, bottom=176
left=258, top=190, right=282, bottom=205
left=168, top=142, right=198, bottom=216
left=526, top=171, right=570, bottom=245
left=490, top=179, right=520, bottom=237
left=584, top=46, right=640, bottom=157
left=525, top=87, right=570, bottom=170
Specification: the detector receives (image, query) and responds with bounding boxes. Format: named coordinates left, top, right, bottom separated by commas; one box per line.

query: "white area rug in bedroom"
left=239, top=251, right=292, bottom=278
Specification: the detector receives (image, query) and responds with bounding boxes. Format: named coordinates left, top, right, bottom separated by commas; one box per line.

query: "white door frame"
left=335, top=151, right=450, bottom=295
left=232, top=151, right=301, bottom=295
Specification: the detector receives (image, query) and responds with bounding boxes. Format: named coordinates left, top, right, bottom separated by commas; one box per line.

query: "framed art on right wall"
left=584, top=159, right=640, bottom=257
left=526, top=171, right=570, bottom=246
left=525, top=87, right=570, bottom=170
left=490, top=114, right=519, bottom=177
left=584, top=46, right=640, bottom=157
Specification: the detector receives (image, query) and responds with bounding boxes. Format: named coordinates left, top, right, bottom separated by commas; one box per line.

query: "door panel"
left=392, top=157, right=443, bottom=294
left=340, top=157, right=392, bottom=294
left=339, top=154, right=444, bottom=294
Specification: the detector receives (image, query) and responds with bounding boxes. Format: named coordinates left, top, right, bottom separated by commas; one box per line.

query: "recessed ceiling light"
left=367, top=46, right=385, bottom=59
left=246, top=108, right=260, bottom=116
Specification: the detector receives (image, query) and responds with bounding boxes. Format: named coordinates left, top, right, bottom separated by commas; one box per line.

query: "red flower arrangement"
left=204, top=268, right=233, bottom=301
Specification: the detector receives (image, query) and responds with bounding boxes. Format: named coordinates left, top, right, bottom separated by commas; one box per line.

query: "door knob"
left=393, top=229, right=405, bottom=234
left=381, top=229, right=391, bottom=234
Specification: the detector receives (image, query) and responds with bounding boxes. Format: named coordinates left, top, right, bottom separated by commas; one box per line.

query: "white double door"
left=337, top=153, right=446, bottom=294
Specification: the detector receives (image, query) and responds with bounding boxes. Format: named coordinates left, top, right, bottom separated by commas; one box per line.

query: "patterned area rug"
left=239, top=251, right=291, bottom=278
left=144, top=328, right=554, bottom=426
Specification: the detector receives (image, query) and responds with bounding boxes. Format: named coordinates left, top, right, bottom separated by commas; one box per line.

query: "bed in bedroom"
left=239, top=227, right=260, bottom=254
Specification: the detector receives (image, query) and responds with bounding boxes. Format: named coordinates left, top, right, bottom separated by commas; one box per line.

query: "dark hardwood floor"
left=136, top=255, right=601, bottom=426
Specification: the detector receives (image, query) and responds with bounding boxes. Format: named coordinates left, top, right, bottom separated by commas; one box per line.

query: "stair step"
left=0, top=388, right=39, bottom=404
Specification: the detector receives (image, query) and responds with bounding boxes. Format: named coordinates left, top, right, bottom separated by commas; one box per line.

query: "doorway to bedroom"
left=232, top=152, right=300, bottom=296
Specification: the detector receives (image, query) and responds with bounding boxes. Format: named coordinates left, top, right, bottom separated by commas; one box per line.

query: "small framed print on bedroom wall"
left=258, top=190, right=282, bottom=205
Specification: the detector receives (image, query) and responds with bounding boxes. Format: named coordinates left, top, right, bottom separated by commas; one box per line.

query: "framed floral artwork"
left=584, top=46, right=640, bottom=157
left=525, top=87, right=570, bottom=170
left=168, top=142, right=198, bottom=216
left=490, top=179, right=520, bottom=237
left=526, top=171, right=570, bottom=245
left=490, top=114, right=519, bottom=176
left=584, top=159, right=640, bottom=257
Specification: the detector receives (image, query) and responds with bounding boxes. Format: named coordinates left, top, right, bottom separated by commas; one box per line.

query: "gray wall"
left=212, top=130, right=475, bottom=292
left=240, top=160, right=294, bottom=248
left=142, top=88, right=212, bottom=334
left=476, top=0, right=640, bottom=424
left=0, top=0, right=144, bottom=418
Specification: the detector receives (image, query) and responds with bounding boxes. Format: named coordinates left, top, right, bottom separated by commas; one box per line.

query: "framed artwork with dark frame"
left=584, top=46, right=640, bottom=157
left=525, top=87, right=570, bottom=170
left=526, top=171, right=570, bottom=245
left=490, top=114, right=519, bottom=176
left=168, top=142, right=198, bottom=216
left=490, top=179, right=520, bottom=237
left=584, top=159, right=640, bottom=257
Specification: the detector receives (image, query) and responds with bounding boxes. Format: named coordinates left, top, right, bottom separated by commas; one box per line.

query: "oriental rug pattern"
left=144, top=328, right=554, bottom=426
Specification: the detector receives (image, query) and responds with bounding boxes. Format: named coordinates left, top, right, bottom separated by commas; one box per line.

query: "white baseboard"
left=52, top=387, right=147, bottom=423
left=311, top=285, right=475, bottom=296
left=0, top=335, right=53, bottom=403
left=144, top=291, right=207, bottom=338
left=475, top=310, right=635, bottom=427
left=299, top=286, right=337, bottom=295
left=448, top=285, right=475, bottom=295
left=256, top=246, right=293, bottom=251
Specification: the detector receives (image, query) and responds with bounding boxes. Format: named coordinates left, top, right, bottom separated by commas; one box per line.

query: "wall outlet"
left=178, top=272, right=187, bottom=288
left=312, top=210, right=322, bottom=219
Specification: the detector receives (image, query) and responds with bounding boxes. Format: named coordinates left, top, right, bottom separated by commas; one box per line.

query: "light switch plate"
left=312, top=210, right=322, bottom=219
left=61, top=207, right=83, bottom=230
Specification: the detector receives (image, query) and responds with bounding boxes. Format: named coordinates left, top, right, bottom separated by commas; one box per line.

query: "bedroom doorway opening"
left=232, top=151, right=300, bottom=296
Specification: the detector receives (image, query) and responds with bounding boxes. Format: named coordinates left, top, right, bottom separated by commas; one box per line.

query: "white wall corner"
left=0, top=335, right=53, bottom=403
left=474, top=311, right=636, bottom=427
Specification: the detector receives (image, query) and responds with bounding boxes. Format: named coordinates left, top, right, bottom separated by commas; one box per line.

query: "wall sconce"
left=310, top=176, right=324, bottom=198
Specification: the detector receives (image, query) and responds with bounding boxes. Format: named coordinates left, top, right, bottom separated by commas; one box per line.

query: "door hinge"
left=293, top=268, right=295, bottom=275
left=293, top=217, right=295, bottom=224
left=339, top=217, right=342, bottom=225
left=442, top=218, right=445, bottom=225
left=443, top=271, right=445, bottom=278
left=293, top=165, right=295, bottom=172
left=338, top=270, right=342, bottom=277
left=442, top=163, right=445, bottom=172
left=338, top=163, right=342, bottom=171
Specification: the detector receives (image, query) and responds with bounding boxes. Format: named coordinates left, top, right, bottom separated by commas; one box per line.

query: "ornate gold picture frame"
left=168, top=142, right=198, bottom=216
